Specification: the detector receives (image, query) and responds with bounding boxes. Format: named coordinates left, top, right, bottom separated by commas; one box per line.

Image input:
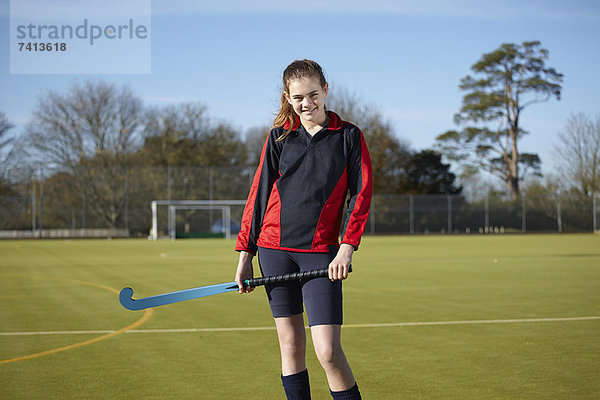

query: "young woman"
left=235, top=59, right=372, bottom=400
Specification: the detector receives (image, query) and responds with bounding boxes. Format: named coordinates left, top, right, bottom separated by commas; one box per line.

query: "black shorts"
left=257, top=246, right=343, bottom=327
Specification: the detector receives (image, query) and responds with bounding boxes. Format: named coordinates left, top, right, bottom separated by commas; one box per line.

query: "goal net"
left=150, top=200, right=246, bottom=240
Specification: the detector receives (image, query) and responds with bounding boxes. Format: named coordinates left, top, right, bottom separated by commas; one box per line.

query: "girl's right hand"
left=235, top=251, right=255, bottom=294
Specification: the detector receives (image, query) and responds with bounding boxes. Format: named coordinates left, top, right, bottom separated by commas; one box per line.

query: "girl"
left=235, top=59, right=372, bottom=400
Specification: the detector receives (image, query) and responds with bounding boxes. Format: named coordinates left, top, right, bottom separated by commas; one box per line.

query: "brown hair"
left=273, top=59, right=328, bottom=141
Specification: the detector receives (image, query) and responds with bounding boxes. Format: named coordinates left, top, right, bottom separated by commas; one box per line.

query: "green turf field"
left=1, top=234, right=599, bottom=399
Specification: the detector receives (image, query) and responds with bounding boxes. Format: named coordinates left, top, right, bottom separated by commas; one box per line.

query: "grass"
left=0, top=234, right=599, bottom=399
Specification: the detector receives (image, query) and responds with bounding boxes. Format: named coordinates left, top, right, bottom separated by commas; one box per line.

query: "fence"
left=1, top=166, right=598, bottom=237
left=369, top=193, right=598, bottom=234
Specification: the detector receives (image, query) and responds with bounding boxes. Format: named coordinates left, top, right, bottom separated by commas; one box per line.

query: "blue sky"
left=1, top=0, right=599, bottom=176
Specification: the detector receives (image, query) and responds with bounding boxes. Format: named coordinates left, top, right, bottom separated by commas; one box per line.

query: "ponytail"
left=273, top=93, right=296, bottom=142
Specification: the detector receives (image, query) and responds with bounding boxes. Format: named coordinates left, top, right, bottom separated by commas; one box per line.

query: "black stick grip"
left=243, top=265, right=352, bottom=288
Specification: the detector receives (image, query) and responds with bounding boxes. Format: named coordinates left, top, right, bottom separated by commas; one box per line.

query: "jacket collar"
left=283, top=111, right=343, bottom=131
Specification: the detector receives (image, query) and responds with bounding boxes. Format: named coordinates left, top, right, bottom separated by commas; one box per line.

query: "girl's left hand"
left=328, top=243, right=354, bottom=281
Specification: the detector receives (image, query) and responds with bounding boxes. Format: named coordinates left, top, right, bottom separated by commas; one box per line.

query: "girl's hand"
left=328, top=243, right=354, bottom=281
left=235, top=251, right=255, bottom=294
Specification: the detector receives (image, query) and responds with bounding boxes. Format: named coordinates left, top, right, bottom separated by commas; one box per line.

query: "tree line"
left=0, top=40, right=598, bottom=233
left=0, top=81, right=460, bottom=231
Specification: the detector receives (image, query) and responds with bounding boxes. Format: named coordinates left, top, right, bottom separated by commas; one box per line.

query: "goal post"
left=150, top=200, right=246, bottom=240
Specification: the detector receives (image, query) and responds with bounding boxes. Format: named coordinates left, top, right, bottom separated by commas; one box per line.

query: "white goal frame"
left=150, top=200, right=246, bottom=240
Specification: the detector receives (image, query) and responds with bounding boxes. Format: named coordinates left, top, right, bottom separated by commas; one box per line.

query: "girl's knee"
left=278, top=325, right=307, bottom=358
left=314, top=341, right=345, bottom=367
left=280, top=335, right=306, bottom=358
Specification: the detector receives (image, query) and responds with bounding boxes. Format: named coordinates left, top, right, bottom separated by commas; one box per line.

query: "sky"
left=1, top=0, right=599, bottom=178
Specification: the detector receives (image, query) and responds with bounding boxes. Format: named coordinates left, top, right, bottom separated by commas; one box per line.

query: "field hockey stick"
left=119, top=265, right=352, bottom=311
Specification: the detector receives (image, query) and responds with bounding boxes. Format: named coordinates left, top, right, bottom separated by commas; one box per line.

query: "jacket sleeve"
left=235, top=131, right=280, bottom=255
left=341, top=128, right=373, bottom=250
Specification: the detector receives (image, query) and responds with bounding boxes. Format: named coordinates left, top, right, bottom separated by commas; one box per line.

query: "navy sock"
left=330, top=382, right=361, bottom=400
left=281, top=369, right=311, bottom=400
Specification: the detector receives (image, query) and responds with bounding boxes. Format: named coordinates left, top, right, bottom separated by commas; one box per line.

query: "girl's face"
left=285, top=76, right=328, bottom=127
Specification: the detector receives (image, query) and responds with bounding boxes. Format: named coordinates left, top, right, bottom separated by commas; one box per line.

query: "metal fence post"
left=557, top=197, right=562, bottom=233
left=484, top=195, right=489, bottom=233
left=81, top=191, right=86, bottom=230
left=370, top=199, right=375, bottom=235
left=39, top=169, right=44, bottom=238
left=31, top=181, right=36, bottom=234
left=209, top=167, right=214, bottom=228
left=447, top=195, right=453, bottom=234
left=167, top=166, right=172, bottom=201
left=409, top=195, right=415, bottom=234
left=521, top=193, right=526, bottom=233
left=593, top=192, right=598, bottom=233
left=125, top=167, right=130, bottom=232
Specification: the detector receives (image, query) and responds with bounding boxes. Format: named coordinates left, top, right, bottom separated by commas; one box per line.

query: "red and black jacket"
left=236, top=111, right=372, bottom=255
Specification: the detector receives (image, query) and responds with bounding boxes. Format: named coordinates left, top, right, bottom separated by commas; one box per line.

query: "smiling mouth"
left=302, top=107, right=317, bottom=114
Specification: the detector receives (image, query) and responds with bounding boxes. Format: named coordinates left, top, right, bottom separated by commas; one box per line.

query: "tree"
left=197, top=123, right=248, bottom=167
left=553, top=113, right=600, bottom=197
left=140, top=102, right=209, bottom=166
left=436, top=40, right=563, bottom=200
left=327, top=87, right=412, bottom=194
left=138, top=102, right=250, bottom=204
left=245, top=125, right=271, bottom=167
left=0, top=112, right=15, bottom=195
left=401, top=150, right=462, bottom=195
left=26, top=80, right=143, bottom=169
left=139, top=102, right=248, bottom=167
left=25, top=80, right=144, bottom=229
left=0, top=112, right=14, bottom=154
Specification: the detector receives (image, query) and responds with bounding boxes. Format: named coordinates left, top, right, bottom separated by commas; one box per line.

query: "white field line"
left=1, top=316, right=599, bottom=336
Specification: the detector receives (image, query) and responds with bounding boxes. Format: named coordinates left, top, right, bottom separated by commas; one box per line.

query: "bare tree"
left=27, top=81, right=142, bottom=169
left=327, top=86, right=413, bottom=194
left=244, top=125, right=271, bottom=167
left=0, top=112, right=16, bottom=194
left=0, top=112, right=14, bottom=152
left=25, top=80, right=144, bottom=229
left=554, top=113, right=600, bottom=197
